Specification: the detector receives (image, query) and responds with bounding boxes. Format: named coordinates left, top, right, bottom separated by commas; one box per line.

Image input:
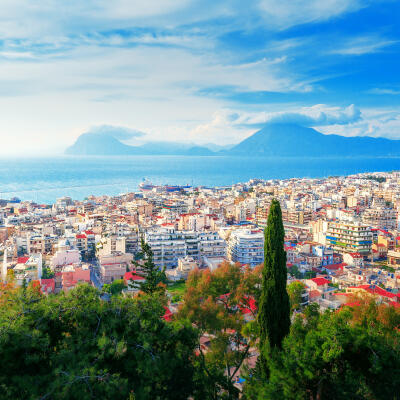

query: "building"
left=226, top=229, right=264, bottom=267
left=255, top=204, right=269, bottom=229
left=99, top=252, right=133, bottom=283
left=362, top=202, right=397, bottom=230
left=145, top=227, right=200, bottom=268
left=61, top=266, right=91, bottom=292
left=387, top=249, right=400, bottom=268
left=167, top=256, right=199, bottom=281
left=198, top=231, right=226, bottom=259
left=281, top=208, right=312, bottom=225
left=325, top=221, right=372, bottom=257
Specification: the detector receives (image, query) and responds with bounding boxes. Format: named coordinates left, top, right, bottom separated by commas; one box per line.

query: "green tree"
left=304, top=270, right=316, bottom=279
left=178, top=262, right=262, bottom=399
left=103, top=279, right=126, bottom=295
left=0, top=283, right=198, bottom=400
left=130, top=238, right=167, bottom=295
left=257, top=199, right=290, bottom=377
left=287, top=264, right=302, bottom=279
left=42, top=266, right=55, bottom=279
left=287, top=281, right=306, bottom=312
left=246, top=300, right=400, bottom=400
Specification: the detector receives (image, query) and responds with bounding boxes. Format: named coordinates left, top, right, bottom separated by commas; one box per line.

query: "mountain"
left=66, top=124, right=400, bottom=157
left=227, top=123, right=400, bottom=156
left=65, top=134, right=214, bottom=156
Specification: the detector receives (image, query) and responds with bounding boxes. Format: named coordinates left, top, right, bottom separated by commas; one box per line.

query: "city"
left=2, top=171, right=400, bottom=315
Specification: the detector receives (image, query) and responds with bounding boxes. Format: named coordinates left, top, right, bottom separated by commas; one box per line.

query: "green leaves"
left=257, top=199, right=290, bottom=378
left=246, top=302, right=400, bottom=400
left=130, top=238, right=167, bottom=296
left=0, top=284, right=197, bottom=400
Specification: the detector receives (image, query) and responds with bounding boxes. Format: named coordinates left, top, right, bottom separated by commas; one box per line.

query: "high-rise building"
left=226, top=229, right=264, bottom=267
left=326, top=221, right=372, bottom=257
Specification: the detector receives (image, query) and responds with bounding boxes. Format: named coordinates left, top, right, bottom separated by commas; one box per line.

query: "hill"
left=65, top=133, right=214, bottom=156
left=228, top=123, right=400, bottom=156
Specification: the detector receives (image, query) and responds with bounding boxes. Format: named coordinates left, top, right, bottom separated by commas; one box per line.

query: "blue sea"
left=0, top=155, right=399, bottom=204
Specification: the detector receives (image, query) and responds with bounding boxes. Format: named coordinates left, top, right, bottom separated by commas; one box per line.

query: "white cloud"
left=368, top=88, right=400, bottom=95
left=328, top=35, right=397, bottom=55
left=193, top=104, right=361, bottom=132
left=257, top=0, right=365, bottom=29
left=188, top=104, right=363, bottom=144
left=317, top=109, right=400, bottom=139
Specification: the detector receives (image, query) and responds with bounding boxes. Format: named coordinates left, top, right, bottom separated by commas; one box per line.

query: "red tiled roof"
left=324, top=262, right=347, bottom=270
left=124, top=271, right=145, bottom=282
left=349, top=284, right=397, bottom=300
left=309, top=290, right=321, bottom=299
left=17, top=256, right=29, bottom=264
left=310, top=277, right=330, bottom=286
left=163, top=306, right=173, bottom=322
left=32, top=278, right=55, bottom=294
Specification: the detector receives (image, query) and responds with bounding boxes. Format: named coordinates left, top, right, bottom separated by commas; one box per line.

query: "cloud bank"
left=193, top=104, right=362, bottom=133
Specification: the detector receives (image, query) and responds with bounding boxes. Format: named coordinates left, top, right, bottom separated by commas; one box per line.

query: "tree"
left=0, top=283, right=198, bottom=400
left=287, top=281, right=306, bottom=312
left=42, top=266, right=55, bottom=279
left=304, top=270, right=316, bottom=279
left=103, top=279, right=126, bottom=295
left=178, top=262, right=262, bottom=399
left=245, top=299, right=400, bottom=400
left=130, top=238, right=167, bottom=295
left=257, top=199, right=290, bottom=376
left=287, top=264, right=302, bottom=279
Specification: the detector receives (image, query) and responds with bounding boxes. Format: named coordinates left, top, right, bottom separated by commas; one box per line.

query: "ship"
left=139, top=179, right=156, bottom=191
left=139, top=179, right=191, bottom=192
left=164, top=185, right=192, bottom=192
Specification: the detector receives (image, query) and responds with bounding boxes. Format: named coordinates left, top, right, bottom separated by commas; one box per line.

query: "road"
left=90, top=265, right=103, bottom=290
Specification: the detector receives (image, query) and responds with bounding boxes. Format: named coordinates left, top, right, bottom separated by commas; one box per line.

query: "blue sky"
left=0, top=0, right=399, bottom=154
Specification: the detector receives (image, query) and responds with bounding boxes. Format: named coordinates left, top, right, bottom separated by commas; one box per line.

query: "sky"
left=0, top=0, right=400, bottom=155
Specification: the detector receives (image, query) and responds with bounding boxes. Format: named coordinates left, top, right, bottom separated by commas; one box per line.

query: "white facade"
left=226, top=229, right=264, bottom=267
left=51, top=249, right=81, bottom=268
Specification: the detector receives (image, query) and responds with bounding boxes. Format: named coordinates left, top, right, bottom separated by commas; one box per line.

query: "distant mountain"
left=227, top=123, right=400, bottom=156
left=65, top=133, right=214, bottom=156
left=66, top=124, right=400, bottom=157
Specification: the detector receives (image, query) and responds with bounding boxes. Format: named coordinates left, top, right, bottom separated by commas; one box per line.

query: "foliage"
left=130, top=238, right=167, bottom=295
left=365, top=175, right=386, bottom=183
left=288, top=264, right=302, bottom=279
left=287, top=281, right=306, bottom=312
left=379, top=264, right=395, bottom=273
left=245, top=298, right=400, bottom=400
left=171, top=294, right=182, bottom=303
left=42, top=266, right=55, bottom=279
left=304, top=270, right=317, bottom=279
left=102, top=279, right=126, bottom=295
left=257, top=199, right=290, bottom=378
left=167, top=280, right=186, bottom=296
left=0, top=283, right=198, bottom=400
left=178, top=262, right=262, bottom=399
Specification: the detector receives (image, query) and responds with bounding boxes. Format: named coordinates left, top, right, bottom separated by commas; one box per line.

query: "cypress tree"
left=257, top=199, right=290, bottom=375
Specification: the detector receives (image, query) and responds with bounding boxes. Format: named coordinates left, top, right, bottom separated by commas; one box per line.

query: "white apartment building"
left=226, top=229, right=264, bottom=267
left=145, top=227, right=227, bottom=268
left=145, top=227, right=199, bottom=268
left=198, top=231, right=226, bottom=259
left=362, top=204, right=397, bottom=230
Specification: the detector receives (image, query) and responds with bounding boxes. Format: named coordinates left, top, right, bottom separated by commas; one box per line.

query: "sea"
left=1, top=155, right=400, bottom=204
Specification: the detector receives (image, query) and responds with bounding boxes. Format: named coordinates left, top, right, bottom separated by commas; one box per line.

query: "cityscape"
left=1, top=171, right=400, bottom=397
left=1, top=0, right=400, bottom=398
